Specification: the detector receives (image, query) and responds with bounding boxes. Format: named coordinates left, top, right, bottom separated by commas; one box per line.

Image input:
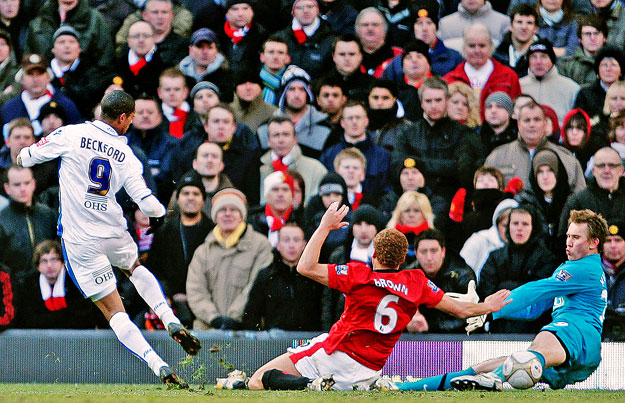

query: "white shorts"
left=61, top=232, right=138, bottom=300
left=287, top=333, right=381, bottom=391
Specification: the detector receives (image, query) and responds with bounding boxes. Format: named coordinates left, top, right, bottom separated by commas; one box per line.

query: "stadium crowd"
left=0, top=0, right=625, bottom=341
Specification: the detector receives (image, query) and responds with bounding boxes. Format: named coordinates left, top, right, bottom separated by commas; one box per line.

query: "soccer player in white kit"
left=17, top=90, right=201, bottom=387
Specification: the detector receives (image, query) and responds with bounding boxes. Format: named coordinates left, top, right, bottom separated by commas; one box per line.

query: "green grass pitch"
left=1, top=384, right=624, bottom=402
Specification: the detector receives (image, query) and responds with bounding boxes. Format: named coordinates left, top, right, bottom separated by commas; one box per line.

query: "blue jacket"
left=537, top=18, right=578, bottom=57
left=320, top=133, right=391, bottom=197
left=382, top=38, right=463, bottom=82
left=1, top=90, right=82, bottom=138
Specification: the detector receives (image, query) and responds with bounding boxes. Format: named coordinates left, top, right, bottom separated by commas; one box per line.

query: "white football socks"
left=109, top=312, right=167, bottom=376
left=129, top=265, right=180, bottom=327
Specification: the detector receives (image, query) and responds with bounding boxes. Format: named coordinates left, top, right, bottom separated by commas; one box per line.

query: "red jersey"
left=324, top=262, right=444, bottom=370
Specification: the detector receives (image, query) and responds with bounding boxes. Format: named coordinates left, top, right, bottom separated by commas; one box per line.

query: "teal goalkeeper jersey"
left=492, top=254, right=607, bottom=334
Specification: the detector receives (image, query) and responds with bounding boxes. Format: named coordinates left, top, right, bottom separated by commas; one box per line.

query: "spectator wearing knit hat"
left=367, top=79, right=416, bottom=153
left=275, top=0, right=335, bottom=79
left=479, top=91, right=518, bottom=154
left=229, top=68, right=277, bottom=133
left=574, top=46, right=625, bottom=121
left=259, top=115, right=327, bottom=205
left=303, top=171, right=352, bottom=261
left=38, top=101, right=67, bottom=137
left=186, top=188, right=272, bottom=330
left=216, top=0, right=267, bottom=75
left=321, top=203, right=386, bottom=329
left=145, top=170, right=213, bottom=328
left=258, top=65, right=332, bottom=159
left=520, top=38, right=580, bottom=124
left=378, top=156, right=447, bottom=222
left=382, top=0, right=463, bottom=81
left=248, top=171, right=304, bottom=246
left=48, top=26, right=107, bottom=120
left=178, top=28, right=234, bottom=103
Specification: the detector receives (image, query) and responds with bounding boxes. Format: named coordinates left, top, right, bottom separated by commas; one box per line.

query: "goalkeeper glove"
left=146, top=215, right=165, bottom=235
left=446, top=280, right=479, bottom=303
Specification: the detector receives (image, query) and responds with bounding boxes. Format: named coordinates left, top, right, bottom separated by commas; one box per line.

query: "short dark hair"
left=100, top=90, right=135, bottom=120
left=414, top=228, right=446, bottom=250
left=267, top=115, right=295, bottom=128
left=288, top=169, right=305, bottom=207
left=332, top=33, right=363, bottom=55
left=201, top=103, right=235, bottom=124
left=314, top=75, right=345, bottom=96
left=262, top=35, right=289, bottom=53
left=3, top=164, right=33, bottom=185
left=369, top=79, right=398, bottom=99
left=577, top=14, right=609, bottom=39
left=510, top=4, right=538, bottom=23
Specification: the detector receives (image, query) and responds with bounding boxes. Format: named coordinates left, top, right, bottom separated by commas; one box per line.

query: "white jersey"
left=19, top=120, right=159, bottom=243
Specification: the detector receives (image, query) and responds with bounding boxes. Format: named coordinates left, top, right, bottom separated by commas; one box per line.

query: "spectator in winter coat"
left=444, top=23, right=521, bottom=122
left=275, top=0, right=335, bottom=79
left=477, top=204, right=559, bottom=333
left=557, top=14, right=608, bottom=86
left=460, top=198, right=519, bottom=279
left=438, top=0, right=510, bottom=52
left=602, top=219, right=625, bottom=341
left=243, top=223, right=324, bottom=331
left=493, top=4, right=540, bottom=79
left=382, top=0, right=463, bottom=81
left=559, top=147, right=625, bottom=236
left=186, top=188, right=272, bottom=330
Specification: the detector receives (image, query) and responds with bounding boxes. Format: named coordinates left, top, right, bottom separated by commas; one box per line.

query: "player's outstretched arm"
left=434, top=289, right=512, bottom=319
left=297, top=202, right=349, bottom=286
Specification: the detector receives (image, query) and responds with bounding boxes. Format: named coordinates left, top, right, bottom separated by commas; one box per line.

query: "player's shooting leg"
left=528, top=331, right=567, bottom=368
left=472, top=357, right=507, bottom=374
left=123, top=261, right=180, bottom=328
left=95, top=289, right=168, bottom=376
left=248, top=353, right=307, bottom=390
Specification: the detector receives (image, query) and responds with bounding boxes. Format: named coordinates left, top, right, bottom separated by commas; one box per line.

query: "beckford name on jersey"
left=79, top=137, right=126, bottom=162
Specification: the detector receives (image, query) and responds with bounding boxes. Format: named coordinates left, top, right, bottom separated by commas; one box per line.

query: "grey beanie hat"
left=485, top=91, right=514, bottom=116
left=190, top=81, right=221, bottom=99
left=53, top=25, right=80, bottom=42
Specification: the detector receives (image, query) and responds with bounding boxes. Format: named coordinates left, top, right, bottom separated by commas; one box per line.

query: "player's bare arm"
left=297, top=202, right=349, bottom=286
left=435, top=289, right=512, bottom=319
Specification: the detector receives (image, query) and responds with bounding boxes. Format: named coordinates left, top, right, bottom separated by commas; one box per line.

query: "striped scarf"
left=260, top=66, right=285, bottom=105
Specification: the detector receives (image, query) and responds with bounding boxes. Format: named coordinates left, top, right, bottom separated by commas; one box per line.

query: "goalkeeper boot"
left=159, top=366, right=189, bottom=389
left=216, top=370, right=248, bottom=390
left=307, top=374, right=335, bottom=391
left=450, top=372, right=503, bottom=392
left=168, top=323, right=202, bottom=356
left=370, top=375, right=399, bottom=391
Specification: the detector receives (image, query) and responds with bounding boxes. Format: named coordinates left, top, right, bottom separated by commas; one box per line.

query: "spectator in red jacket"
left=444, top=23, right=521, bottom=121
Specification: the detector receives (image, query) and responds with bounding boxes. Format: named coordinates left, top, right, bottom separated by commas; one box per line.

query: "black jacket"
left=0, top=201, right=57, bottom=286
left=145, top=212, right=213, bottom=297
left=574, top=79, right=606, bottom=121
left=478, top=205, right=558, bottom=333
left=216, top=22, right=267, bottom=74
left=114, top=44, right=166, bottom=98
left=559, top=177, right=625, bottom=236
left=414, top=253, right=477, bottom=333
left=394, top=117, right=471, bottom=199
left=603, top=259, right=625, bottom=341
left=51, top=58, right=109, bottom=119
left=15, top=270, right=98, bottom=329
left=242, top=250, right=323, bottom=331
left=275, top=19, right=335, bottom=79
left=247, top=204, right=305, bottom=237
left=493, top=33, right=533, bottom=79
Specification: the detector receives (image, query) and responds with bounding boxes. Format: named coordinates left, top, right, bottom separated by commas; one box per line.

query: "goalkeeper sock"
left=261, top=369, right=311, bottom=390
left=109, top=312, right=167, bottom=376
left=528, top=350, right=546, bottom=368
left=129, top=265, right=180, bottom=327
left=492, top=350, right=545, bottom=382
left=397, top=367, right=476, bottom=391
